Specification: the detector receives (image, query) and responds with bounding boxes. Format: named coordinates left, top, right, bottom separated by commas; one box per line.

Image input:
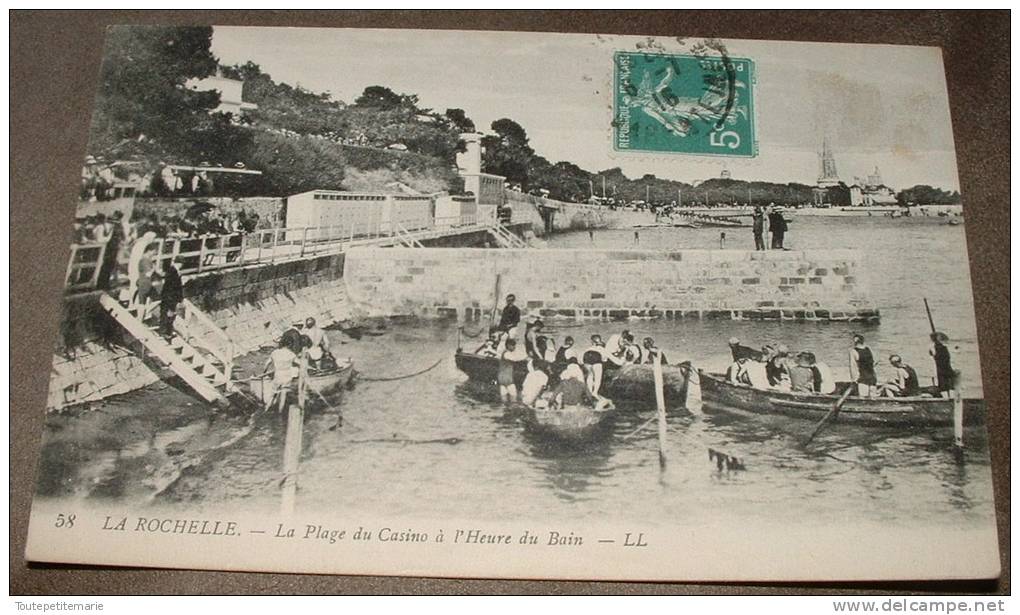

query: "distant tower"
left=867, top=166, right=883, bottom=187
left=816, top=137, right=841, bottom=188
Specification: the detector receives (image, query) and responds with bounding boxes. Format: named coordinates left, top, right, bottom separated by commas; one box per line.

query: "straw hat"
left=931, top=331, right=949, bottom=343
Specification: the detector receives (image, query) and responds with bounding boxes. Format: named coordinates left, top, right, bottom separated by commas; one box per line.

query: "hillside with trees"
left=84, top=26, right=959, bottom=206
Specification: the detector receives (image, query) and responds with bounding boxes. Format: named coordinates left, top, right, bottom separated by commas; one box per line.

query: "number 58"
left=710, top=130, right=740, bottom=149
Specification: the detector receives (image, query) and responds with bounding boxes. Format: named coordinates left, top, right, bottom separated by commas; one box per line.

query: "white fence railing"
left=65, top=212, right=484, bottom=293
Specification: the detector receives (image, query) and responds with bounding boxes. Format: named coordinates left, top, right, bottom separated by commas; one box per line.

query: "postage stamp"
left=613, top=50, right=756, bottom=157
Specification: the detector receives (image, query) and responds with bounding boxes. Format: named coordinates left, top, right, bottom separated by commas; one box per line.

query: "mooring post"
left=653, top=351, right=667, bottom=470
left=281, top=354, right=307, bottom=516
left=719, top=231, right=726, bottom=249
left=683, top=363, right=704, bottom=415
left=952, top=370, right=964, bottom=451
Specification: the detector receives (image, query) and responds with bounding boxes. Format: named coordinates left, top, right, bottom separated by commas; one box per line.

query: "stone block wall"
left=343, top=247, right=878, bottom=322
left=48, top=343, right=160, bottom=411
left=47, top=252, right=356, bottom=411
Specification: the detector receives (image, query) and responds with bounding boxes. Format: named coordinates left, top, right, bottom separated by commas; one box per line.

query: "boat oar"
left=923, top=297, right=937, bottom=335
left=804, top=386, right=854, bottom=445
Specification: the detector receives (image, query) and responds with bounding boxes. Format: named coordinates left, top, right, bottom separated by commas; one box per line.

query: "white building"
left=186, top=74, right=258, bottom=117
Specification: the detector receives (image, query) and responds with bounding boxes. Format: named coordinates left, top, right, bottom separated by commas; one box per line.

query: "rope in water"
left=358, top=357, right=445, bottom=382
left=622, top=416, right=659, bottom=440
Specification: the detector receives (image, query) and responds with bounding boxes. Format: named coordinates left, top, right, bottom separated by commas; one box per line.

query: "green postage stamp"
left=613, top=50, right=756, bottom=157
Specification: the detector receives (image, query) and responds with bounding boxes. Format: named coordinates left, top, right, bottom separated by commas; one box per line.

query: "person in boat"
left=550, top=362, right=596, bottom=409
left=606, top=329, right=634, bottom=361
left=495, top=294, right=521, bottom=336
left=497, top=338, right=527, bottom=403
left=303, top=317, right=333, bottom=370
left=280, top=320, right=310, bottom=356
left=727, top=357, right=750, bottom=385
left=640, top=337, right=669, bottom=365
left=521, top=357, right=550, bottom=406
left=929, top=332, right=955, bottom=398
left=582, top=334, right=625, bottom=397
left=764, top=344, right=791, bottom=389
left=809, top=354, right=836, bottom=394
left=542, top=336, right=559, bottom=363
left=744, top=357, right=770, bottom=389
left=878, top=354, right=920, bottom=398
left=551, top=336, right=576, bottom=376
left=728, top=337, right=763, bottom=362
left=263, top=338, right=298, bottom=411
left=848, top=334, right=878, bottom=397
left=789, top=352, right=817, bottom=393
left=524, top=317, right=544, bottom=358
left=476, top=331, right=502, bottom=357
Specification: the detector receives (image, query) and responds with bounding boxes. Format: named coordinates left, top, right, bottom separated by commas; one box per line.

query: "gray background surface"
left=10, top=10, right=1010, bottom=595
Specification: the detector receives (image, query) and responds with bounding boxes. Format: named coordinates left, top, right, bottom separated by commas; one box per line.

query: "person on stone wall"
left=752, top=206, right=766, bottom=250
left=768, top=205, right=788, bottom=249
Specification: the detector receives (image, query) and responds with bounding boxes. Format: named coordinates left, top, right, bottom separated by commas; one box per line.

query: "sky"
left=211, top=26, right=961, bottom=191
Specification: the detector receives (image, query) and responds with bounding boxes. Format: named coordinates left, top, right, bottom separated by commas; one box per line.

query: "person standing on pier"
left=159, top=257, right=183, bottom=338
left=848, top=334, right=878, bottom=397
left=768, top=204, right=788, bottom=249
left=929, top=332, right=955, bottom=398
left=752, top=206, right=766, bottom=251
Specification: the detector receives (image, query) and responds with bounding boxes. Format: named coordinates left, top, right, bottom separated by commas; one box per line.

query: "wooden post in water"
left=952, top=370, right=964, bottom=450
left=281, top=354, right=306, bottom=516
left=653, top=351, right=667, bottom=470
left=683, top=363, right=704, bottom=416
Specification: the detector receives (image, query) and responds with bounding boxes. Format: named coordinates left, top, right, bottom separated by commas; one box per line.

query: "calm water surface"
left=39, top=217, right=994, bottom=529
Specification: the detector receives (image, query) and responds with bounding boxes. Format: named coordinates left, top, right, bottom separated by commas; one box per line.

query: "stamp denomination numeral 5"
left=55, top=513, right=76, bottom=529
left=710, top=130, right=741, bottom=149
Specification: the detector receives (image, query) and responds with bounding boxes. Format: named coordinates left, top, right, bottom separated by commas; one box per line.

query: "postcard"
left=25, top=25, right=999, bottom=581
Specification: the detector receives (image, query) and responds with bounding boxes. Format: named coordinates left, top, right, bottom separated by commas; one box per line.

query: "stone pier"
left=343, top=247, right=879, bottom=322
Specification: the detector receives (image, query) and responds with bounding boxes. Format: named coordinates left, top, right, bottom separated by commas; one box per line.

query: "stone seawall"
left=46, top=224, right=510, bottom=411
left=344, top=247, right=879, bottom=322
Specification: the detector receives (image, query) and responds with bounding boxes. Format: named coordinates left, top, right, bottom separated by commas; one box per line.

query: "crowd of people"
left=476, top=294, right=671, bottom=409
left=725, top=331, right=955, bottom=399
left=72, top=206, right=268, bottom=299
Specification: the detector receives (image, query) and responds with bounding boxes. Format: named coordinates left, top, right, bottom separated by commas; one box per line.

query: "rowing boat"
left=698, top=370, right=984, bottom=427
left=525, top=399, right=615, bottom=443
left=247, top=359, right=356, bottom=411
left=453, top=351, right=692, bottom=406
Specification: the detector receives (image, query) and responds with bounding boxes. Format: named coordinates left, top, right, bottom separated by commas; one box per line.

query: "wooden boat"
left=247, top=359, right=355, bottom=411
left=525, top=399, right=615, bottom=443
left=699, top=370, right=984, bottom=427
left=453, top=350, right=692, bottom=406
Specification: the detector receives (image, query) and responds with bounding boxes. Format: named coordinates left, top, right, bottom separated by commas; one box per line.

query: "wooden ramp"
left=98, top=294, right=235, bottom=407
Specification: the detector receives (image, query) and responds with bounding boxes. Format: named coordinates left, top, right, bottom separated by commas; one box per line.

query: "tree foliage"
left=896, top=184, right=961, bottom=206
left=89, top=26, right=222, bottom=158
